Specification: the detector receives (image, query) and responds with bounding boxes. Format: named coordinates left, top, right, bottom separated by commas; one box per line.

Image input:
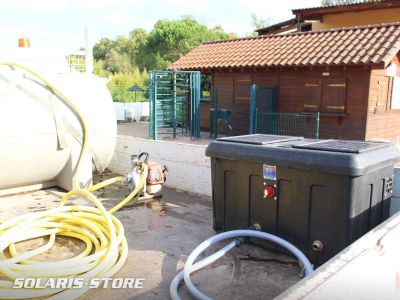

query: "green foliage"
left=137, top=16, right=235, bottom=70
left=128, top=28, right=148, bottom=61
left=104, top=49, right=133, bottom=74
left=94, top=60, right=111, bottom=78
left=107, top=69, right=149, bottom=103
left=201, top=74, right=212, bottom=99
left=93, top=38, right=115, bottom=61
left=93, top=16, right=236, bottom=101
left=251, top=13, right=269, bottom=30
left=247, top=13, right=272, bottom=37
left=93, top=16, right=235, bottom=74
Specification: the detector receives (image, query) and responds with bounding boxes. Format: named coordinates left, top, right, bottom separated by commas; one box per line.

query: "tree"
left=92, top=16, right=236, bottom=100
left=93, top=16, right=235, bottom=72
left=251, top=13, right=269, bottom=30
left=129, top=28, right=148, bottom=46
left=104, top=49, right=133, bottom=74
left=93, top=38, right=115, bottom=61
left=137, top=16, right=234, bottom=70
left=128, top=28, right=148, bottom=66
left=93, top=60, right=111, bottom=78
left=113, top=35, right=131, bottom=54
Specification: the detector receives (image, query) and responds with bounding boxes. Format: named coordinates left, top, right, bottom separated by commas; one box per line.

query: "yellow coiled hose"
left=0, top=62, right=147, bottom=299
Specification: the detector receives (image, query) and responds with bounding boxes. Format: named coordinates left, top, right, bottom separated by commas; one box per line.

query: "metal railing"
left=254, top=110, right=320, bottom=139
left=66, top=51, right=86, bottom=73
left=149, top=70, right=201, bottom=140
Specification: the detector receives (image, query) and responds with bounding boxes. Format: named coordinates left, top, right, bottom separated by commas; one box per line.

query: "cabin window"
left=374, top=76, right=392, bottom=112
left=201, top=74, right=212, bottom=101
left=304, top=79, right=321, bottom=112
left=304, top=78, right=347, bottom=114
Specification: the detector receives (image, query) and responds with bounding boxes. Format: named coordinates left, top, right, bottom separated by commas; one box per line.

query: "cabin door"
left=249, top=84, right=278, bottom=134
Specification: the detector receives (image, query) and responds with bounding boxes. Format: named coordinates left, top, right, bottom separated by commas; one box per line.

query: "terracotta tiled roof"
left=292, top=0, right=385, bottom=13
left=168, top=23, right=400, bottom=70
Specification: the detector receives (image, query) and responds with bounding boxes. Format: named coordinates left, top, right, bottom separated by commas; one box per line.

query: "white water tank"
left=0, top=48, right=116, bottom=194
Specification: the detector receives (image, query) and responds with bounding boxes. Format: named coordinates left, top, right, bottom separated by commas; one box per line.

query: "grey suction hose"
left=170, top=229, right=313, bottom=300
left=170, top=241, right=237, bottom=300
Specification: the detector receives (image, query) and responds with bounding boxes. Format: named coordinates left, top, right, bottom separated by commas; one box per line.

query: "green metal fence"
left=67, top=53, right=86, bottom=73
left=149, top=70, right=201, bottom=140
left=254, top=110, right=320, bottom=139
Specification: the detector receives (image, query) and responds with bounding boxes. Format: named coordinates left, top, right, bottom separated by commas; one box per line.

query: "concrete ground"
left=0, top=172, right=303, bottom=300
left=117, top=122, right=226, bottom=146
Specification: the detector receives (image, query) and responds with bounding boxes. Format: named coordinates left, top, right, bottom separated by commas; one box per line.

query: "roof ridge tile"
left=201, top=22, right=400, bottom=45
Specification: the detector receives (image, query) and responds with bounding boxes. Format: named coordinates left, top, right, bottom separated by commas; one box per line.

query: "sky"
left=0, top=0, right=322, bottom=50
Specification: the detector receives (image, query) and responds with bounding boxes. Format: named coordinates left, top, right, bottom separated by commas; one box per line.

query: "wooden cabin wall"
left=365, top=54, right=400, bottom=144
left=200, top=102, right=211, bottom=129
left=210, top=65, right=371, bottom=140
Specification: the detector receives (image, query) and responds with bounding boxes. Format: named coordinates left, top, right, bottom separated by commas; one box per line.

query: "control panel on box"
left=263, top=164, right=277, bottom=200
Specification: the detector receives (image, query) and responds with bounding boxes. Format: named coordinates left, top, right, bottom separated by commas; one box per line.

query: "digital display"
left=263, top=164, right=277, bottom=181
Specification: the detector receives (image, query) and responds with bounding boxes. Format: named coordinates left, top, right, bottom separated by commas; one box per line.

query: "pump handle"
left=138, top=152, right=149, bottom=163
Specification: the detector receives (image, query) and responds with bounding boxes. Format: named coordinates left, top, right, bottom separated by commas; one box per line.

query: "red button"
left=264, top=185, right=276, bottom=198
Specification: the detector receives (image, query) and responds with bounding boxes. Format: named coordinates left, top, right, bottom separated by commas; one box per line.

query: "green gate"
left=149, top=70, right=201, bottom=140
left=249, top=84, right=278, bottom=135
left=249, top=84, right=320, bottom=139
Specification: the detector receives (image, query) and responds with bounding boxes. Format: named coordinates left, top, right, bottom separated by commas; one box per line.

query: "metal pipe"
left=84, top=26, right=93, bottom=74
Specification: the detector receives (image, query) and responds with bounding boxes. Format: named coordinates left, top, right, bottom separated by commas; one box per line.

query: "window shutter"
left=376, top=76, right=391, bottom=112
left=234, top=74, right=251, bottom=105
left=322, top=79, right=346, bottom=113
left=304, top=79, right=321, bottom=111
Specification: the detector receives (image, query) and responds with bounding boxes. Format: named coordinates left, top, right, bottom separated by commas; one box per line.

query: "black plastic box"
left=206, top=134, right=400, bottom=265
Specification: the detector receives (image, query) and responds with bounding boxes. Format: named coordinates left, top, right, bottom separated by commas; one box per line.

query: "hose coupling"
left=251, top=223, right=262, bottom=231
left=234, top=224, right=262, bottom=246
left=312, top=240, right=324, bottom=252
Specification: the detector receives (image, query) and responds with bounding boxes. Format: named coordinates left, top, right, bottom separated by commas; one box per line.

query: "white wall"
left=125, top=102, right=149, bottom=121
left=108, top=139, right=400, bottom=206
left=108, top=137, right=211, bottom=197
left=114, top=102, right=149, bottom=122
left=114, top=102, right=125, bottom=121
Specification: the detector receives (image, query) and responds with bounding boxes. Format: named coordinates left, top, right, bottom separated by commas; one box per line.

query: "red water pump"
left=126, top=152, right=167, bottom=199
left=146, top=160, right=167, bottom=195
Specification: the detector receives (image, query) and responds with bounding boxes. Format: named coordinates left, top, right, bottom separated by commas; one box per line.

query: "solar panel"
left=293, top=140, right=387, bottom=153
left=217, top=134, right=302, bottom=145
